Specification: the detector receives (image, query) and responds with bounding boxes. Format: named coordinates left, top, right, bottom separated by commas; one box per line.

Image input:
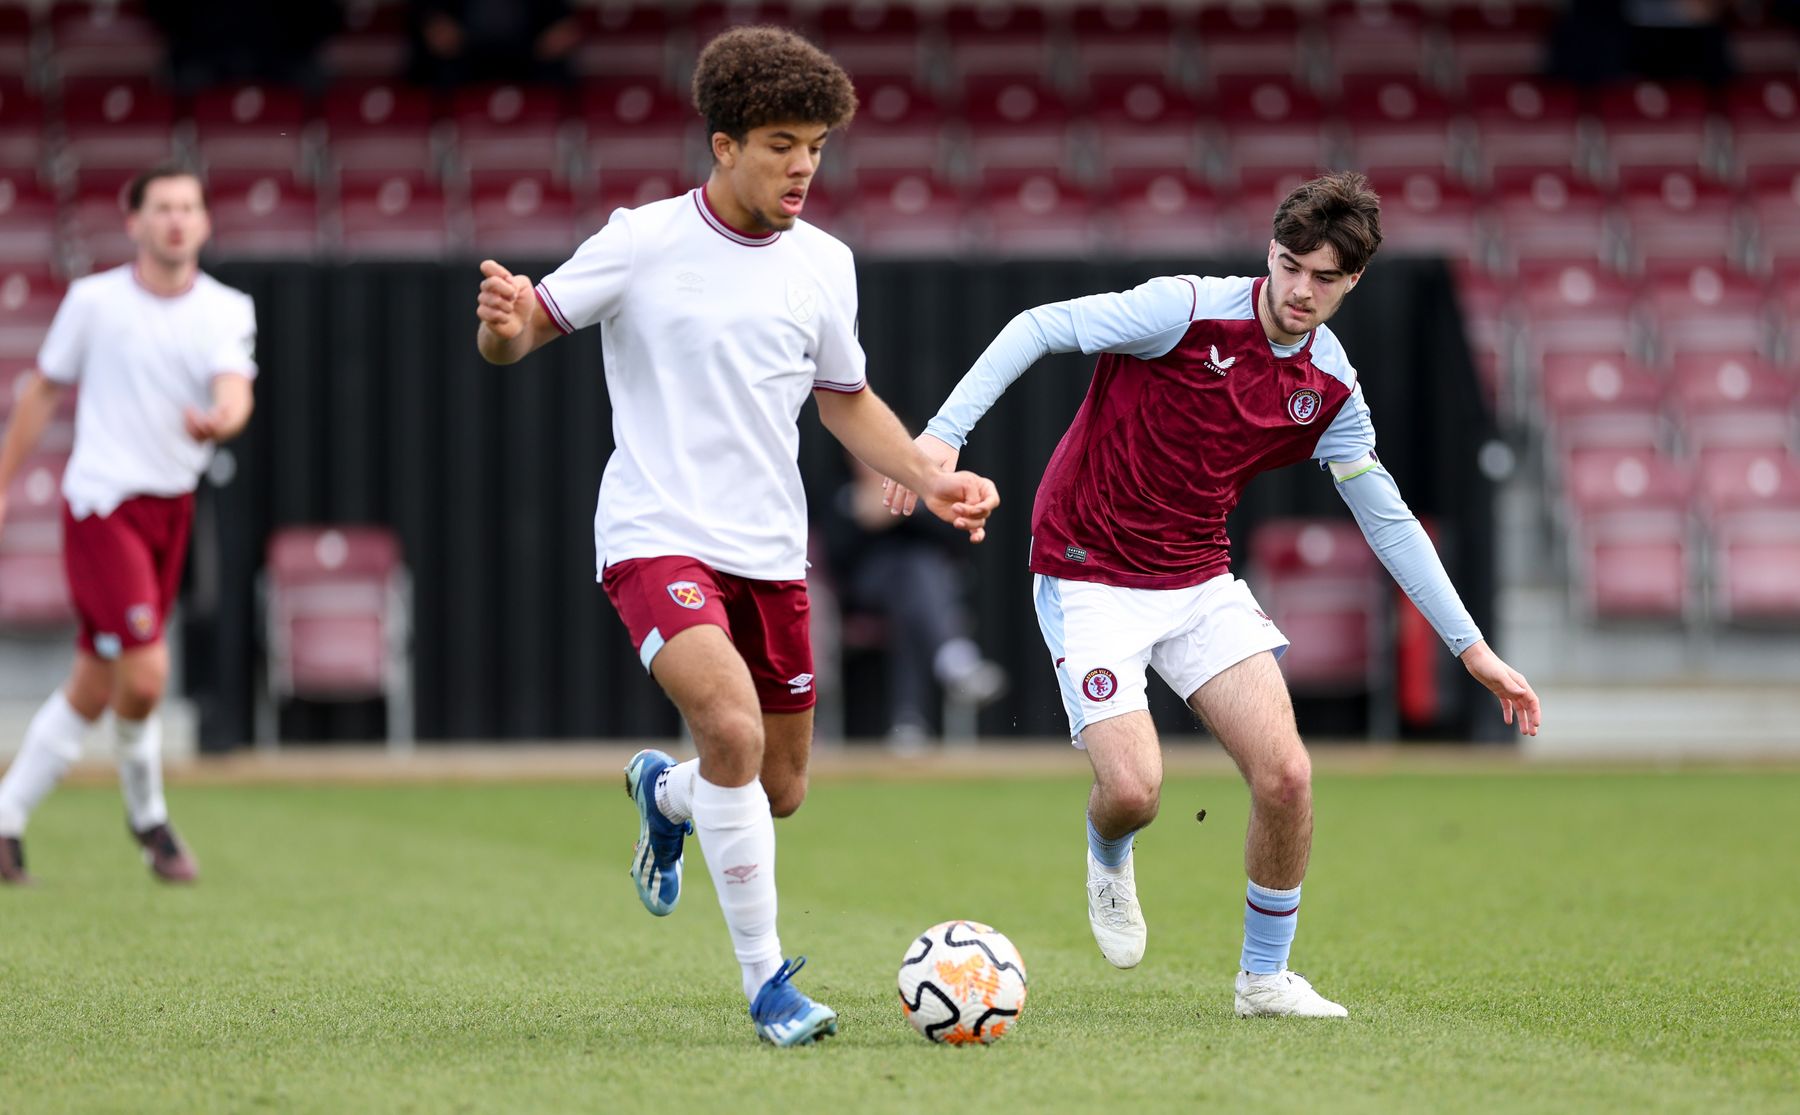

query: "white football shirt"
left=37, top=265, right=258, bottom=518
left=535, top=187, right=868, bottom=581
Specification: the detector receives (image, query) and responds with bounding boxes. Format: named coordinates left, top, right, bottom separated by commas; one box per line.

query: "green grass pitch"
left=1, top=767, right=1796, bottom=1112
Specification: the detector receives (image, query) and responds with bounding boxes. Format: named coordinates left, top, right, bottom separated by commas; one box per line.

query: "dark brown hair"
left=127, top=162, right=207, bottom=212
left=1272, top=172, right=1383, bottom=274
left=691, top=25, right=857, bottom=145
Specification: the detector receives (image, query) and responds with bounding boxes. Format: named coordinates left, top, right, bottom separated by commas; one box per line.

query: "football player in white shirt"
left=474, top=27, right=1001, bottom=1046
left=0, top=165, right=256, bottom=885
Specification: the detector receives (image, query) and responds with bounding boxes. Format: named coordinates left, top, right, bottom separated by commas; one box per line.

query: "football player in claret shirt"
left=888, top=171, right=1541, bottom=1018
left=472, top=27, right=1000, bottom=1046
left=0, top=164, right=257, bottom=885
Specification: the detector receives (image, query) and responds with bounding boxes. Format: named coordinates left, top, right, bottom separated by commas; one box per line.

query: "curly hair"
left=1272, top=172, right=1384, bottom=274
left=691, top=26, right=858, bottom=144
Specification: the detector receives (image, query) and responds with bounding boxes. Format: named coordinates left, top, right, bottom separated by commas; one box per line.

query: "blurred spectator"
left=825, top=454, right=1007, bottom=745
left=148, top=0, right=339, bottom=92
left=408, top=0, right=579, bottom=88
left=1548, top=0, right=1735, bottom=85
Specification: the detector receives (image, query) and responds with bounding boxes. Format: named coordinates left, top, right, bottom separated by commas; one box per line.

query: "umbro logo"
left=1202, top=344, right=1238, bottom=376
left=786, top=672, right=814, bottom=695
left=724, top=863, right=759, bottom=885
left=676, top=271, right=705, bottom=295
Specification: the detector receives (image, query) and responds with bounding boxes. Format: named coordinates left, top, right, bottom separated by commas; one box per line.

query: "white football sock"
left=115, top=715, right=168, bottom=832
left=691, top=774, right=784, bottom=1002
left=655, top=758, right=699, bottom=825
left=0, top=690, right=92, bottom=836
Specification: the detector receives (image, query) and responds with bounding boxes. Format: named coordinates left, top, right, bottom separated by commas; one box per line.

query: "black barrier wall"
left=184, top=257, right=1494, bottom=749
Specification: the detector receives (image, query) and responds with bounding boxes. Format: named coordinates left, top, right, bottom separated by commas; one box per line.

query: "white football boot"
left=1233, top=969, right=1349, bottom=1018
left=1086, top=849, right=1147, bottom=969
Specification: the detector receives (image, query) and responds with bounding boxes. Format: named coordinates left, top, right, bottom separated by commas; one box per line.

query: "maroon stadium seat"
left=451, top=83, right=570, bottom=179
left=1709, top=509, right=1800, bottom=623
left=1215, top=78, right=1332, bottom=183
left=1249, top=518, right=1385, bottom=694
left=1086, top=75, right=1203, bottom=175
left=1724, top=76, right=1800, bottom=179
left=1466, top=75, right=1586, bottom=179
left=976, top=173, right=1099, bottom=258
left=1516, top=261, right=1636, bottom=354
left=67, top=172, right=138, bottom=272
left=1573, top=508, right=1692, bottom=621
left=1562, top=445, right=1689, bottom=515
left=207, top=170, right=321, bottom=259
left=0, top=452, right=74, bottom=629
left=1068, top=2, right=1181, bottom=83
left=262, top=525, right=413, bottom=745
left=839, top=76, right=952, bottom=178
left=0, top=5, right=31, bottom=78
left=0, top=77, right=45, bottom=171
left=469, top=172, right=580, bottom=257
left=1538, top=353, right=1664, bottom=450
left=571, top=2, right=673, bottom=82
left=1363, top=170, right=1480, bottom=258
left=336, top=172, right=455, bottom=258
left=1321, top=0, right=1431, bottom=79
left=1109, top=168, right=1236, bottom=258
left=321, top=81, right=439, bottom=178
left=59, top=78, right=177, bottom=173
left=1748, top=169, right=1800, bottom=267
left=191, top=83, right=312, bottom=174
left=1194, top=4, right=1309, bottom=90
left=317, top=0, right=409, bottom=79
left=581, top=78, right=695, bottom=183
left=49, top=0, right=164, bottom=80
left=848, top=170, right=970, bottom=258
left=1618, top=170, right=1743, bottom=269
left=0, top=173, right=59, bottom=266
left=942, top=3, right=1055, bottom=84
left=1695, top=449, right=1800, bottom=520
left=817, top=2, right=930, bottom=82
left=1339, top=75, right=1458, bottom=177
left=1640, top=264, right=1771, bottom=354
left=962, top=76, right=1076, bottom=180
left=1595, top=81, right=1716, bottom=177
left=1444, top=2, right=1555, bottom=79
left=586, top=173, right=689, bottom=228
left=1490, top=170, right=1613, bottom=265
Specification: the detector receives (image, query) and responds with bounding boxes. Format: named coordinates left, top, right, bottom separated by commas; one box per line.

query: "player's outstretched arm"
left=475, top=259, right=563, bottom=365
left=184, top=372, right=254, bottom=444
left=815, top=387, right=999, bottom=543
left=0, top=371, right=67, bottom=539
left=1458, top=640, right=1541, bottom=736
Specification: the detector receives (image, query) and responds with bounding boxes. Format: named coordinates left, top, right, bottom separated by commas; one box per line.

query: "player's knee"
left=1105, top=777, right=1162, bottom=826
left=114, top=668, right=167, bottom=717
left=766, top=775, right=808, bottom=818
left=1256, top=749, right=1312, bottom=811
left=689, top=703, right=764, bottom=763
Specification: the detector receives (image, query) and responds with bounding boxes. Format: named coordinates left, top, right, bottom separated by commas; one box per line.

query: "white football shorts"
left=1032, top=572, right=1290, bottom=747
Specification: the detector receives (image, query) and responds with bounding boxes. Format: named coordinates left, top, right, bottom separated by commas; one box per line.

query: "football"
left=896, top=920, right=1028, bottom=1045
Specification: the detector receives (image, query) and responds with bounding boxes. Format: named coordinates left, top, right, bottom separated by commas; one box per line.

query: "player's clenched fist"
left=476, top=259, right=533, bottom=339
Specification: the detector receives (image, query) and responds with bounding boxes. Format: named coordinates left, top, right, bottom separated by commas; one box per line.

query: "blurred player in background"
left=472, top=27, right=1000, bottom=1046
left=888, top=172, right=1540, bottom=1018
left=0, top=164, right=257, bottom=885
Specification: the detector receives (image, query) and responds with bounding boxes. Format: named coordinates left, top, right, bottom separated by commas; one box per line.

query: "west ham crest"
left=667, top=581, right=706, bottom=609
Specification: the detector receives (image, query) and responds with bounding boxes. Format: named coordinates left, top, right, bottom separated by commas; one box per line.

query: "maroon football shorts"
left=601, top=554, right=816, bottom=713
left=62, top=493, right=194, bottom=660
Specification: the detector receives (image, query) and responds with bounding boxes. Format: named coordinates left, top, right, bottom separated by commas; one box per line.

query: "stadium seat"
left=941, top=3, right=1055, bottom=85
left=1215, top=79, right=1334, bottom=183
left=1538, top=353, right=1664, bottom=450
left=261, top=525, right=413, bottom=748
left=1490, top=170, right=1614, bottom=266
left=0, top=5, right=30, bottom=78
left=1709, top=508, right=1800, bottom=623
left=1466, top=75, right=1587, bottom=180
left=816, top=2, right=930, bottom=82
left=570, top=2, right=674, bottom=82
left=0, top=173, right=60, bottom=266
left=58, top=78, right=178, bottom=174
left=1695, top=448, right=1800, bottom=518
left=1085, top=75, right=1203, bottom=175
left=1321, top=0, right=1431, bottom=79
left=1724, top=76, right=1800, bottom=180
left=1640, top=264, right=1771, bottom=355
left=581, top=79, right=696, bottom=183
left=1617, top=170, right=1743, bottom=270
left=336, top=172, right=456, bottom=259
left=317, top=0, right=409, bottom=79
left=1194, top=4, right=1310, bottom=90
left=838, top=76, right=951, bottom=179
left=1109, top=168, right=1237, bottom=258
left=49, top=0, right=165, bottom=80
left=67, top=174, right=138, bottom=272
left=1443, top=1, right=1555, bottom=78
left=0, top=77, right=45, bottom=172
left=961, top=76, right=1076, bottom=180
left=1248, top=518, right=1387, bottom=697
left=1363, top=170, right=1481, bottom=258
left=451, top=83, right=571, bottom=179
left=1672, top=354, right=1798, bottom=456
left=1339, top=75, right=1460, bottom=177
left=206, top=170, right=321, bottom=259
left=975, top=173, right=1099, bottom=258
left=1572, top=507, right=1693, bottom=621
left=321, top=81, right=440, bottom=178
left=0, top=453, right=74, bottom=630
left=1068, top=2, right=1182, bottom=83
left=1747, top=169, right=1800, bottom=268
left=587, top=172, right=688, bottom=228
left=191, top=84, right=312, bottom=175
left=1516, top=261, right=1636, bottom=354
left=1594, top=81, right=1717, bottom=178
left=1562, top=445, right=1689, bottom=515
left=689, top=1, right=799, bottom=46
left=847, top=171, right=970, bottom=258
left=468, top=172, right=580, bottom=257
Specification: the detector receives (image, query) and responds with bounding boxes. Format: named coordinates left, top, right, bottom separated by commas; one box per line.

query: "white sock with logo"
left=0, top=690, right=92, bottom=836
left=115, top=715, right=168, bottom=833
left=691, top=774, right=784, bottom=1002
left=655, top=758, right=699, bottom=825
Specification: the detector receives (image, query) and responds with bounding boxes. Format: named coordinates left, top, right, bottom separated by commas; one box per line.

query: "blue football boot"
left=750, top=957, right=839, bottom=1047
left=623, top=748, right=690, bottom=916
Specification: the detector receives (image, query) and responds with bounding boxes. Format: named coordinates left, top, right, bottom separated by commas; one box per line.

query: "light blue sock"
left=1086, top=816, right=1134, bottom=868
left=1240, top=879, right=1302, bottom=974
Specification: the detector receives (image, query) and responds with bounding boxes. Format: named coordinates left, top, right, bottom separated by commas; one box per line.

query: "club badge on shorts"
left=1082, top=668, right=1118, bottom=702
left=126, top=603, right=157, bottom=640
left=667, top=581, right=706, bottom=610
left=1287, top=388, right=1323, bottom=425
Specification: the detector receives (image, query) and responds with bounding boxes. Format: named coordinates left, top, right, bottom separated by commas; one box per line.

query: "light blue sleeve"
left=1334, top=464, right=1484, bottom=656
left=923, top=276, right=1199, bottom=450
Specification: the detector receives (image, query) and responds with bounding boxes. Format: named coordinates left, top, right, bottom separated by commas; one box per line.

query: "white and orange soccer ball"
left=897, top=920, right=1028, bottom=1045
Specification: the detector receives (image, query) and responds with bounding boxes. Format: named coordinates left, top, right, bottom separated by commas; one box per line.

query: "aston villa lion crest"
left=1287, top=388, right=1323, bottom=425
